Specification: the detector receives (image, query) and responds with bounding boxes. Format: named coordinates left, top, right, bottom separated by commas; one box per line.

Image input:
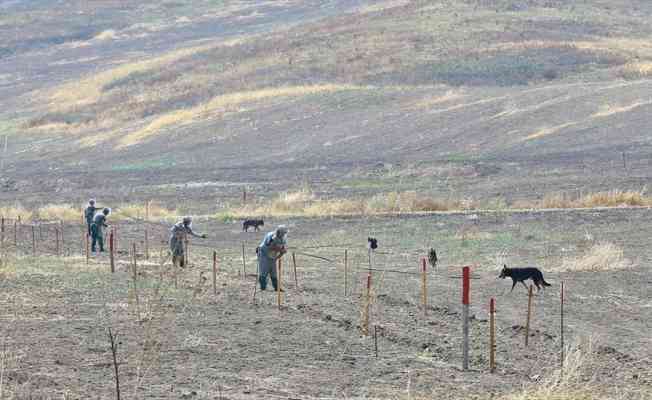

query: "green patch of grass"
left=109, top=157, right=177, bottom=172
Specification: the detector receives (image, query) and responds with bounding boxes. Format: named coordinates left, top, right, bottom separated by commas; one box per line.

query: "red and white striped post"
left=462, top=266, right=470, bottom=371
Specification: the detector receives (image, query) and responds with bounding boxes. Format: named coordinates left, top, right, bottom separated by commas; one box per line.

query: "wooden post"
left=241, top=242, right=246, bottom=278
left=31, top=225, right=36, bottom=256
left=144, top=229, right=149, bottom=260
left=490, top=298, right=496, bottom=373
left=622, top=152, right=627, bottom=169
left=363, top=273, right=371, bottom=336
left=560, top=281, right=565, bottom=373
left=421, top=258, right=427, bottom=315
left=60, top=221, right=65, bottom=256
left=109, top=230, right=115, bottom=273
left=13, top=220, right=17, bottom=250
left=184, top=236, right=189, bottom=267
left=462, top=266, right=470, bottom=371
left=243, top=188, right=247, bottom=204
left=277, top=258, right=282, bottom=309
left=55, top=227, right=60, bottom=256
left=212, top=251, right=217, bottom=296
left=344, top=249, right=348, bottom=296
left=374, top=325, right=378, bottom=358
left=132, top=243, right=141, bottom=321
left=1, top=217, right=4, bottom=246
left=292, top=252, right=298, bottom=289
left=114, top=227, right=118, bottom=255
left=85, top=231, right=90, bottom=264
left=145, top=200, right=151, bottom=221
left=525, top=285, right=533, bottom=346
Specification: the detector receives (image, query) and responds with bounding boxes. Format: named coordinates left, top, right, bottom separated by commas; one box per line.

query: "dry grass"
left=514, top=190, right=652, bottom=209
left=503, top=336, right=599, bottom=400
left=116, top=84, right=368, bottom=148
left=220, top=190, right=478, bottom=218
left=36, top=204, right=81, bottom=222
left=0, top=205, right=33, bottom=221
left=554, top=242, right=633, bottom=272
left=111, top=202, right=178, bottom=221
left=46, top=42, right=238, bottom=110
left=620, top=61, right=652, bottom=80
left=591, top=101, right=652, bottom=118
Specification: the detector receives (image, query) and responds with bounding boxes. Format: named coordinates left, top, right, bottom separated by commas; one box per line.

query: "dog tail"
left=542, top=280, right=552, bottom=287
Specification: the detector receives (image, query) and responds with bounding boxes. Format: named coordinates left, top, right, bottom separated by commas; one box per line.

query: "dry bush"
left=36, top=204, right=80, bottom=222
left=0, top=205, right=33, bottom=221
left=503, top=336, right=598, bottom=400
left=515, top=190, right=651, bottom=210
left=555, top=242, right=633, bottom=272
left=576, top=190, right=650, bottom=208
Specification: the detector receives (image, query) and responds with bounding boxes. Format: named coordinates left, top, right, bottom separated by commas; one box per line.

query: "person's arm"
left=187, top=227, right=207, bottom=239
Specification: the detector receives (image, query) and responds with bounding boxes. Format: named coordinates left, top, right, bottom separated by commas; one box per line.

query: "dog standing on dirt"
left=243, top=219, right=264, bottom=232
left=499, top=264, right=551, bottom=292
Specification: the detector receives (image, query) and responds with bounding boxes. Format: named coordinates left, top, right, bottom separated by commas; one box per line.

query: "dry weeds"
left=116, top=84, right=368, bottom=148
left=554, top=242, right=633, bottom=272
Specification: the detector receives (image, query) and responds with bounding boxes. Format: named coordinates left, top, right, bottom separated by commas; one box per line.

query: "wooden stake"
left=55, top=227, right=60, bottom=256
left=241, top=242, right=246, bottom=278
left=212, top=251, right=217, bottom=296
left=109, top=230, right=115, bottom=273
left=525, top=285, right=533, bottom=346
left=490, top=298, right=496, bottom=373
left=31, top=225, right=36, bottom=256
left=132, top=243, right=141, bottom=321
left=85, top=231, right=90, bottom=265
left=60, top=221, right=65, bottom=256
left=13, top=220, right=17, bottom=251
left=344, top=249, right=348, bottom=296
left=462, top=266, right=470, bottom=371
left=184, top=236, right=189, bottom=267
left=560, top=281, right=565, bottom=373
left=145, top=200, right=151, bottom=221
left=363, top=273, right=371, bottom=336
left=421, top=258, right=427, bottom=315
left=277, top=258, right=282, bottom=309
left=1, top=217, right=4, bottom=246
left=374, top=325, right=378, bottom=358
left=292, top=252, right=298, bottom=289
left=144, top=229, right=149, bottom=260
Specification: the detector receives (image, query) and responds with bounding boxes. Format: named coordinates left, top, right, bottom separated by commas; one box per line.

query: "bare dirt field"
left=1, top=207, right=650, bottom=399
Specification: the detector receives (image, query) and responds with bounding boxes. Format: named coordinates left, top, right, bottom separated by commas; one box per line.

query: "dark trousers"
left=258, top=254, right=278, bottom=290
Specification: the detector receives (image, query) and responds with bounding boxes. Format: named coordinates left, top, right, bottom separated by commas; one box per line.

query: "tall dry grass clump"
left=0, top=205, right=33, bottom=221
left=504, top=336, right=598, bottom=400
left=516, top=189, right=651, bottom=209
left=36, top=204, right=80, bottom=222
left=555, top=242, right=633, bottom=272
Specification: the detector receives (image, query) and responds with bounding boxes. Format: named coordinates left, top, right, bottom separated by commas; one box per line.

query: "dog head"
left=499, top=264, right=509, bottom=279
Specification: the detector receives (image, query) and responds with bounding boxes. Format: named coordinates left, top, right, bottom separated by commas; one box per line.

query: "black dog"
left=499, top=264, right=551, bottom=292
left=367, top=237, right=378, bottom=250
left=243, top=219, right=264, bottom=232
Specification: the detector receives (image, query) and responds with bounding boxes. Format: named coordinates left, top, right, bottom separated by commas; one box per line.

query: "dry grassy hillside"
left=1, top=0, right=651, bottom=208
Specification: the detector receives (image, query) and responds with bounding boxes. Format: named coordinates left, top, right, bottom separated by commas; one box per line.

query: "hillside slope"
left=2, top=0, right=652, bottom=208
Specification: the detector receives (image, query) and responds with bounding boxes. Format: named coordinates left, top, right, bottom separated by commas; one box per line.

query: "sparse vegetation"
left=556, top=242, right=633, bottom=272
